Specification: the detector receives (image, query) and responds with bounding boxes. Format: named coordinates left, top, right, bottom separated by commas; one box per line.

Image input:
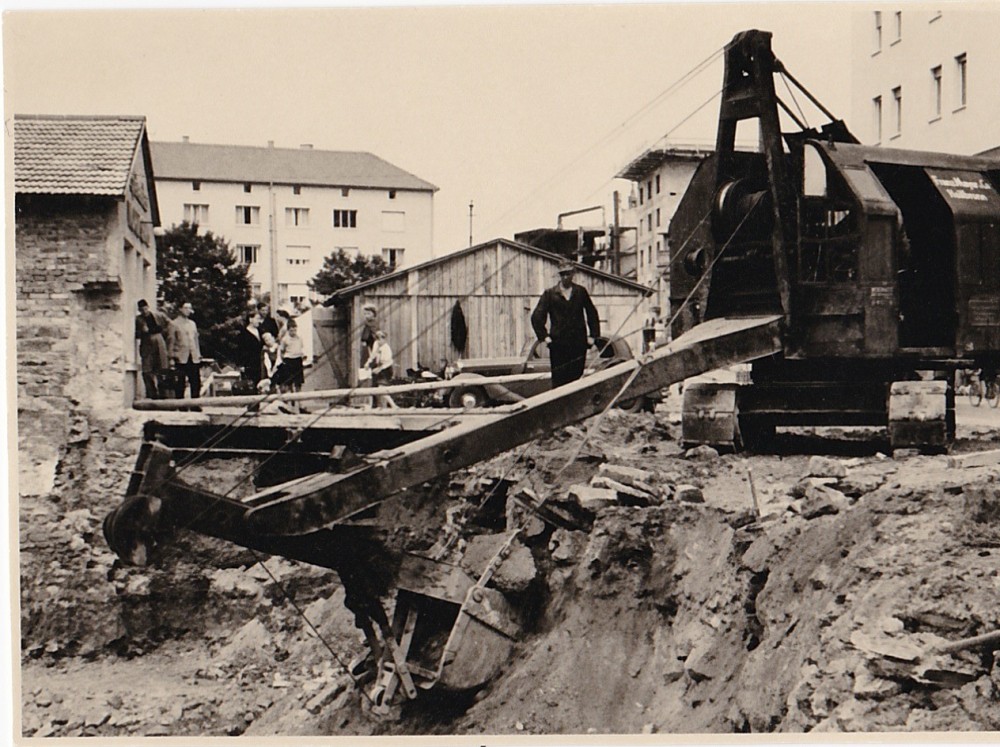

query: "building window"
left=293, top=185, right=301, bottom=195
left=286, top=246, right=310, bottom=267
left=872, top=96, right=883, bottom=142
left=278, top=283, right=289, bottom=303
left=285, top=207, right=309, bottom=227
left=873, top=11, right=882, bottom=53
left=382, top=210, right=406, bottom=232
left=183, top=203, right=209, bottom=224
left=639, top=186, right=644, bottom=206
left=930, top=65, right=942, bottom=119
left=647, top=180, right=653, bottom=200
left=388, top=190, right=397, bottom=199
left=243, top=183, right=252, bottom=193
left=382, top=247, right=404, bottom=269
left=655, top=174, right=661, bottom=194
left=192, top=180, right=201, bottom=191
left=236, top=205, right=260, bottom=225
left=647, top=214, right=653, bottom=232
left=656, top=208, right=661, bottom=228
left=892, top=86, right=903, bottom=133
left=237, top=244, right=260, bottom=265
left=893, top=11, right=902, bottom=43
left=955, top=53, right=967, bottom=109
left=341, top=187, right=350, bottom=197
left=333, top=209, right=357, bottom=228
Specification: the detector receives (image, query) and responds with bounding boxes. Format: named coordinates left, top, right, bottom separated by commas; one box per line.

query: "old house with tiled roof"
left=15, top=114, right=160, bottom=496
left=151, top=139, right=437, bottom=308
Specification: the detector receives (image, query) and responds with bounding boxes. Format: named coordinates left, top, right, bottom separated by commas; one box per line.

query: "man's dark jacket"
left=531, top=283, right=601, bottom=351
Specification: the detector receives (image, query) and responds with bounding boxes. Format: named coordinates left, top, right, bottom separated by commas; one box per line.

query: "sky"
left=2, top=1, right=865, bottom=254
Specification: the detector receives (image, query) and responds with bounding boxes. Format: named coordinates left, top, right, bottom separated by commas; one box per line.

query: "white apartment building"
left=152, top=139, right=437, bottom=306
left=616, top=145, right=711, bottom=305
left=850, top=7, right=1000, bottom=155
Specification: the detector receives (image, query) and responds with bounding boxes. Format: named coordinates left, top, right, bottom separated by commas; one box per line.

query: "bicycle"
left=986, top=374, right=1000, bottom=408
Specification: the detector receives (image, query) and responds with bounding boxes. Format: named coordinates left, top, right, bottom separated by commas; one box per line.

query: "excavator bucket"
left=366, top=547, right=522, bottom=714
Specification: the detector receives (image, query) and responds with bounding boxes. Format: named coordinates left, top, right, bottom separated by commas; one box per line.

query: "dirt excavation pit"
left=19, top=406, right=1000, bottom=737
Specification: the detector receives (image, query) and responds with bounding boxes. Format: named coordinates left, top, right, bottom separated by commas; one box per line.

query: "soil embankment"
left=19, top=404, right=1000, bottom=737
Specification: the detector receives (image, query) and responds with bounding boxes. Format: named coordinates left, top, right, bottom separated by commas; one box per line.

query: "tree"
left=156, top=222, right=252, bottom=366
left=309, top=249, right=392, bottom=298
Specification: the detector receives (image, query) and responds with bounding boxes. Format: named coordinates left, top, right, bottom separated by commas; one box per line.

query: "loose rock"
left=800, top=484, right=850, bottom=519
left=589, top=476, right=655, bottom=506
left=567, top=484, right=618, bottom=511
left=598, top=463, right=655, bottom=488
left=808, top=456, right=848, bottom=479
left=675, top=484, right=705, bottom=504
left=685, top=445, right=720, bottom=461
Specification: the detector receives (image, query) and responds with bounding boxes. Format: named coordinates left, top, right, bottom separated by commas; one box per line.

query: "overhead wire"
left=478, top=46, right=725, bottom=238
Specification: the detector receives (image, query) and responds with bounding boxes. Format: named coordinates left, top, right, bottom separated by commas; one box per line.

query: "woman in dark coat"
left=135, top=299, right=169, bottom=398
left=237, top=312, right=264, bottom=388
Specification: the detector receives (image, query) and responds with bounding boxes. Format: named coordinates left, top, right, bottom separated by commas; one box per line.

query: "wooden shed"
left=315, top=238, right=652, bottom=387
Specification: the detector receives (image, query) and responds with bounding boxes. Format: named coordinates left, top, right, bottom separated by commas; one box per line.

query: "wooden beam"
left=243, top=315, right=783, bottom=536
left=132, top=372, right=550, bottom=411
left=148, top=408, right=498, bottom=432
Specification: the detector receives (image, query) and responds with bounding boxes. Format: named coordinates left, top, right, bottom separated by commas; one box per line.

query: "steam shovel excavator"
left=672, top=30, right=1000, bottom=451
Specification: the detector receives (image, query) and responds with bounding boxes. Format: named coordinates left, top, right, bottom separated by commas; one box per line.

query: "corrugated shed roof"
left=14, top=115, right=147, bottom=196
left=329, top=238, right=651, bottom=301
left=150, top=141, right=438, bottom=192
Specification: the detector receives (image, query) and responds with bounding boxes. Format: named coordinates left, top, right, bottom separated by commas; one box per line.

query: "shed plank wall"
left=342, top=241, right=649, bottom=384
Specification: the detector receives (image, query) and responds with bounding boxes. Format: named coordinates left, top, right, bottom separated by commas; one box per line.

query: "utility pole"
left=268, top=181, right=278, bottom=305
left=612, top=190, right=621, bottom=276
left=468, top=201, right=474, bottom=247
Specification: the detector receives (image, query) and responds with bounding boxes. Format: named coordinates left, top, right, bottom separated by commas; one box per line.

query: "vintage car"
left=447, top=335, right=661, bottom=411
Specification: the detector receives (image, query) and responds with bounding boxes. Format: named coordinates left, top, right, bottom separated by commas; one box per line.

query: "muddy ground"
left=17, top=396, right=1000, bottom=738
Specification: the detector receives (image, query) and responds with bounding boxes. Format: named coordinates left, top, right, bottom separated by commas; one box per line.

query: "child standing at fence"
left=277, top=319, right=305, bottom=394
left=364, top=330, right=396, bottom=408
left=260, top=331, right=282, bottom=392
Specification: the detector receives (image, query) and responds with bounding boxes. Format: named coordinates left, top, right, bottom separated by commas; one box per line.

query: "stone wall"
left=16, top=194, right=152, bottom=654
left=15, top=194, right=137, bottom=497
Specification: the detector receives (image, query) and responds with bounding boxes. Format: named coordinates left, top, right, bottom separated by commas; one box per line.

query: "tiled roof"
left=150, top=141, right=437, bottom=192
left=14, top=115, right=147, bottom=196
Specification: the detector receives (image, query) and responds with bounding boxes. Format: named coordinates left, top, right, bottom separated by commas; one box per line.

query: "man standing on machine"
left=531, top=259, right=601, bottom=388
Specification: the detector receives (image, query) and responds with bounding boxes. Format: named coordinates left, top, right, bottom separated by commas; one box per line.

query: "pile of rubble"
left=19, top=408, right=1000, bottom=737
